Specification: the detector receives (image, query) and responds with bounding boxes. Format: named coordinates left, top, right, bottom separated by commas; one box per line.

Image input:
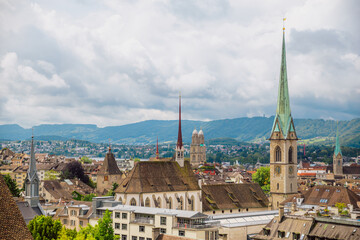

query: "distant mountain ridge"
left=0, top=117, right=359, bottom=147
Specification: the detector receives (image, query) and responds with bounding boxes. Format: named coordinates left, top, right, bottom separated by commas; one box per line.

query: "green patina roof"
left=271, top=31, right=293, bottom=137
left=334, top=122, right=342, bottom=156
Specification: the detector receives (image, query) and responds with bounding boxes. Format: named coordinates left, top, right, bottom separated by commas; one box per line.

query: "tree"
left=45, top=169, right=59, bottom=180
left=61, top=161, right=90, bottom=185
left=105, top=183, right=119, bottom=197
left=252, top=167, right=270, bottom=193
left=80, top=156, right=92, bottom=164
left=2, top=174, right=21, bottom=197
left=28, top=215, right=62, bottom=240
left=57, top=227, right=77, bottom=240
left=335, top=202, right=346, bottom=214
left=94, top=210, right=118, bottom=240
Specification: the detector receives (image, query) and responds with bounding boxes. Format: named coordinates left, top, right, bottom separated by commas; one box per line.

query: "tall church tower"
left=269, top=28, right=298, bottom=209
left=25, top=135, right=40, bottom=207
left=175, top=94, right=185, bottom=167
left=333, top=123, right=343, bottom=176
left=190, top=128, right=206, bottom=166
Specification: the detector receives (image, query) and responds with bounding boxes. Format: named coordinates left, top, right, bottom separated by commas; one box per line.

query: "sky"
left=0, top=0, right=359, bottom=128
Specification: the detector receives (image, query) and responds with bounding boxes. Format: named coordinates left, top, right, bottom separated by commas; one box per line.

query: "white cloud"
left=0, top=0, right=359, bottom=128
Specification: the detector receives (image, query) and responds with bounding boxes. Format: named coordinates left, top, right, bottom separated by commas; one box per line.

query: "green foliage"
left=72, top=191, right=96, bottom=201
left=335, top=202, right=346, bottom=214
left=105, top=183, right=119, bottom=197
left=95, top=210, right=118, bottom=240
left=28, top=215, right=62, bottom=240
left=57, top=227, right=77, bottom=240
left=87, top=179, right=97, bottom=189
left=252, top=167, right=270, bottom=193
left=61, top=161, right=90, bottom=186
left=81, top=156, right=92, bottom=164
left=2, top=174, right=21, bottom=197
left=45, top=169, right=59, bottom=180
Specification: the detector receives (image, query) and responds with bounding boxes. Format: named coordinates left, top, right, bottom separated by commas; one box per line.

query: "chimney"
left=279, top=204, right=284, bottom=220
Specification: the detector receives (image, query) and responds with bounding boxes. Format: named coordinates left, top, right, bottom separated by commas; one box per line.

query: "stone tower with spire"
left=25, top=135, right=40, bottom=207
left=269, top=28, right=298, bottom=209
left=97, top=145, right=123, bottom=194
left=333, top=123, right=343, bottom=176
left=175, top=94, right=185, bottom=167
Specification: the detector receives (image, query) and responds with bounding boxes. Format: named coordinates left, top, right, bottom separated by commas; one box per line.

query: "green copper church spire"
left=271, top=28, right=293, bottom=137
left=334, top=122, right=342, bottom=156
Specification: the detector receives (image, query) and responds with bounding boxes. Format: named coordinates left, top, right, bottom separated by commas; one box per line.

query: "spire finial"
left=283, top=17, right=286, bottom=31
left=108, top=138, right=111, bottom=152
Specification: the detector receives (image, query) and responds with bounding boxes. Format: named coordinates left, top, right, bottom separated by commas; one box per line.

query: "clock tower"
left=269, top=28, right=298, bottom=209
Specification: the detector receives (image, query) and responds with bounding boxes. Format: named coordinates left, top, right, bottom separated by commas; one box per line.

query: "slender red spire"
left=156, top=136, right=159, bottom=159
left=177, top=94, right=183, bottom=149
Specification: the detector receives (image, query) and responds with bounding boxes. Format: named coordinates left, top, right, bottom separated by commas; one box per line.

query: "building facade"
left=269, top=29, right=298, bottom=209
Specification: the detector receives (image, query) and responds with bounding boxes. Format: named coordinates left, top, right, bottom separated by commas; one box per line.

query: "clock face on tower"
left=275, top=166, right=281, bottom=175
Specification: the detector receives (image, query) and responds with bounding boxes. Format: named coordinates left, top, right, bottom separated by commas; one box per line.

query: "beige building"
left=190, top=128, right=206, bottom=166
left=54, top=201, right=93, bottom=231
left=114, top=161, right=202, bottom=212
left=94, top=204, right=219, bottom=240
left=97, top=147, right=124, bottom=194
left=269, top=30, right=298, bottom=209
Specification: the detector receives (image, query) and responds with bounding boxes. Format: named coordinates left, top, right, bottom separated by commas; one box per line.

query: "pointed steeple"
left=156, top=136, right=159, bottom=159
left=29, top=132, right=37, bottom=178
left=334, top=122, right=342, bottom=156
left=271, top=29, right=293, bottom=137
left=177, top=93, right=183, bottom=149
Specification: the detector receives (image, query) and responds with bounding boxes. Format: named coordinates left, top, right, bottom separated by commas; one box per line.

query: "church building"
left=190, top=128, right=206, bottom=166
left=114, top=95, right=202, bottom=211
left=269, top=28, right=298, bottom=209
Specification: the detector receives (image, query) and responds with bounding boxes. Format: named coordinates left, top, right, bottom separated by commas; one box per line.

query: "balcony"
left=131, top=217, right=154, bottom=225
left=174, top=221, right=220, bottom=229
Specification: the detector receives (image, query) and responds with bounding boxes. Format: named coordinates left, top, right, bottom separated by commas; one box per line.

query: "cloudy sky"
left=0, top=0, right=359, bottom=128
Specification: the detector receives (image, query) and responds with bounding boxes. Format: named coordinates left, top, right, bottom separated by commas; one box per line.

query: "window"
left=115, top=223, right=120, bottom=229
left=277, top=183, right=279, bottom=190
left=179, top=230, right=185, bottom=236
left=160, top=217, right=166, bottom=225
left=115, top=212, right=120, bottom=218
left=160, top=228, right=166, bottom=234
left=122, top=224, right=127, bottom=230
left=145, top=198, right=150, bottom=207
left=146, top=238, right=152, bottom=240
left=80, top=221, right=83, bottom=227
left=293, top=233, right=301, bottom=240
left=121, top=235, right=127, bottom=240
left=122, top=213, right=128, bottom=219
left=139, top=226, right=145, bottom=232
left=132, top=237, right=137, bottom=240
left=130, top=198, right=136, bottom=206
left=264, top=229, right=270, bottom=236
left=139, top=238, right=144, bottom=240
left=104, top=175, right=108, bottom=181
left=288, top=147, right=293, bottom=163
left=278, top=231, right=285, bottom=238
left=275, top=146, right=281, bottom=162
left=71, top=220, right=75, bottom=226
left=63, top=219, right=68, bottom=225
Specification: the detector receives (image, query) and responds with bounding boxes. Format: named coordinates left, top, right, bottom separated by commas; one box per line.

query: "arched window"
left=130, top=198, right=136, bottom=206
left=157, top=197, right=161, bottom=208
left=275, top=146, right=281, bottom=162
left=277, top=183, right=279, bottom=190
left=290, top=183, right=293, bottom=192
left=179, top=196, right=183, bottom=210
left=118, top=197, right=123, bottom=204
left=145, top=198, right=150, bottom=207
left=190, top=196, right=195, bottom=211
left=168, top=197, right=172, bottom=209
left=338, top=160, right=340, bottom=166
left=288, top=147, right=293, bottom=163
